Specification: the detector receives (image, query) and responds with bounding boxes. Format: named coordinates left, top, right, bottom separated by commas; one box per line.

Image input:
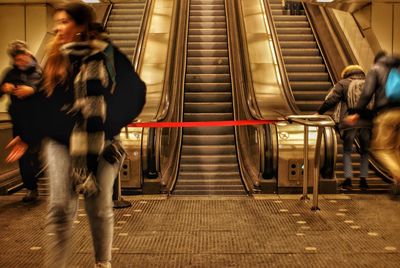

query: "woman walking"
left=6, top=1, right=146, bottom=267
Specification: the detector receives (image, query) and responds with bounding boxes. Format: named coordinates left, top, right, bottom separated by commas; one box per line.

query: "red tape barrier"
left=128, top=119, right=277, bottom=128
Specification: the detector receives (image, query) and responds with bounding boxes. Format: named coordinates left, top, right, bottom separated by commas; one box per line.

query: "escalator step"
left=184, top=113, right=233, bottom=121
left=181, top=154, right=237, bottom=164
left=185, top=92, right=232, bottom=102
left=184, top=102, right=233, bottom=113
left=183, top=134, right=235, bottom=145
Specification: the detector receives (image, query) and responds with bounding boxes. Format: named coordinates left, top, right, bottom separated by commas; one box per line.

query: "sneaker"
left=339, top=178, right=353, bottom=190
left=22, top=189, right=38, bottom=202
left=359, top=178, right=369, bottom=191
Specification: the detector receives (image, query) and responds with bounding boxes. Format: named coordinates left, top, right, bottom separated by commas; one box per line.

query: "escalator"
left=269, top=0, right=331, bottom=112
left=105, top=1, right=147, bottom=59
left=173, top=0, right=245, bottom=195
left=268, top=0, right=387, bottom=192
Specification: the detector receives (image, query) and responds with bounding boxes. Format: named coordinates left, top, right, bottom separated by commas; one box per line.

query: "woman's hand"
left=344, top=114, right=360, bottom=126
left=13, top=85, right=35, bottom=99
left=5, top=136, right=28, bottom=163
left=1, top=83, right=15, bottom=94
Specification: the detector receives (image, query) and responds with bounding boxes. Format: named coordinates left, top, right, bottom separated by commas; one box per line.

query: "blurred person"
left=1, top=40, right=43, bottom=202
left=317, top=65, right=373, bottom=191
left=346, top=51, right=400, bottom=194
left=5, top=1, right=146, bottom=267
left=283, top=0, right=302, bottom=15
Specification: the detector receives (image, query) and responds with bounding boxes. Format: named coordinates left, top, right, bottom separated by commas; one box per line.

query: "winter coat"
left=318, top=70, right=373, bottom=130
left=0, top=61, right=42, bottom=138
left=22, top=41, right=146, bottom=146
left=356, top=56, right=400, bottom=113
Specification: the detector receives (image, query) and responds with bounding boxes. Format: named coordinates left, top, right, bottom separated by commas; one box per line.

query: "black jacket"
left=22, top=44, right=146, bottom=146
left=356, top=56, right=400, bottom=113
left=317, top=71, right=373, bottom=130
left=0, top=61, right=42, bottom=138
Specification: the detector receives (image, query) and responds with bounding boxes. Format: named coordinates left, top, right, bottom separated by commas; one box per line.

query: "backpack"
left=347, top=79, right=374, bottom=109
left=330, top=79, right=373, bottom=124
left=385, top=67, right=400, bottom=101
left=103, top=45, right=146, bottom=137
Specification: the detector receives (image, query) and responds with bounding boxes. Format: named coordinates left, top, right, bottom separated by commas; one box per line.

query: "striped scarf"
left=61, top=40, right=110, bottom=196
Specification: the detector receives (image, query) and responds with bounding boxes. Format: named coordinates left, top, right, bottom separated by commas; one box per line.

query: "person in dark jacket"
left=317, top=65, right=372, bottom=191
left=1, top=40, right=43, bottom=202
left=283, top=0, right=302, bottom=15
left=346, top=52, right=400, bottom=194
left=5, top=2, right=146, bottom=267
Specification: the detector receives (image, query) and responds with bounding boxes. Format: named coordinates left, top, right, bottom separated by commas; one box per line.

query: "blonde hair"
left=43, top=37, right=70, bottom=96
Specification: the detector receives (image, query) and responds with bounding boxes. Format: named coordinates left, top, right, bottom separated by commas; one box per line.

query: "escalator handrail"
left=101, top=3, right=113, bottom=30
left=152, top=0, right=182, bottom=123
left=261, top=0, right=299, bottom=114
left=227, top=0, right=278, bottom=192
left=229, top=0, right=261, bottom=121
left=132, top=0, right=153, bottom=71
left=302, top=3, right=336, bottom=84
left=286, top=114, right=335, bottom=127
left=160, top=0, right=190, bottom=192
left=225, top=0, right=253, bottom=192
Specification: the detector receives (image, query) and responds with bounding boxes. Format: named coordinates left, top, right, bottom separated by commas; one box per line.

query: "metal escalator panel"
left=174, top=0, right=245, bottom=195
left=105, top=1, right=147, bottom=59
left=269, top=0, right=332, bottom=112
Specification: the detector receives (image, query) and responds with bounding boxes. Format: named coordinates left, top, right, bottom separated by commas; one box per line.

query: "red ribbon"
left=128, top=119, right=276, bottom=128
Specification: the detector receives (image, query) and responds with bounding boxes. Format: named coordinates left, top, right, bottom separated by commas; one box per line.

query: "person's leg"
left=358, top=128, right=371, bottom=190
left=85, top=152, right=122, bottom=265
left=370, top=109, right=400, bottom=194
left=44, top=139, right=79, bottom=268
left=342, top=129, right=357, bottom=189
left=30, top=142, right=45, bottom=181
left=19, top=146, right=40, bottom=201
left=370, top=109, right=400, bottom=180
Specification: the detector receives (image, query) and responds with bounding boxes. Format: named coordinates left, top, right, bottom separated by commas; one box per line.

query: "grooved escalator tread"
left=176, top=0, right=244, bottom=195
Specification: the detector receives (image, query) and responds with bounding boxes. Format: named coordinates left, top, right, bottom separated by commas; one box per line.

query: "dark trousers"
left=285, top=1, right=302, bottom=15
left=342, top=128, right=371, bottom=179
left=19, top=143, right=43, bottom=190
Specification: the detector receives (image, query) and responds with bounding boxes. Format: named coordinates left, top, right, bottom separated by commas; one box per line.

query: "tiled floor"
left=1, top=194, right=400, bottom=267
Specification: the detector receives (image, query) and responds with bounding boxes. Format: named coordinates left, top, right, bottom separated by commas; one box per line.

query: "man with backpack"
left=318, top=65, right=373, bottom=191
left=346, top=52, right=400, bottom=194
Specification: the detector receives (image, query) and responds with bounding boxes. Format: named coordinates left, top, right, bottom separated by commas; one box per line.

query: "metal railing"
left=286, top=115, right=335, bottom=211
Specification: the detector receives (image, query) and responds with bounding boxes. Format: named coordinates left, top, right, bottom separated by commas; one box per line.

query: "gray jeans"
left=44, top=139, right=121, bottom=267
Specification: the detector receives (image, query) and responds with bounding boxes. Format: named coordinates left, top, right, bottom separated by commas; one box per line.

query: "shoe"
left=359, top=178, right=369, bottom=191
left=339, top=178, right=353, bottom=190
left=22, top=189, right=38, bottom=202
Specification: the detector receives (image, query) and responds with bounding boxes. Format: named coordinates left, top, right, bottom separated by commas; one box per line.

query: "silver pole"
left=311, top=126, right=323, bottom=211
left=301, top=123, right=310, bottom=200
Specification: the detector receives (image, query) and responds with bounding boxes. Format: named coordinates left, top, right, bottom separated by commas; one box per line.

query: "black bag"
left=104, top=45, right=146, bottom=137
